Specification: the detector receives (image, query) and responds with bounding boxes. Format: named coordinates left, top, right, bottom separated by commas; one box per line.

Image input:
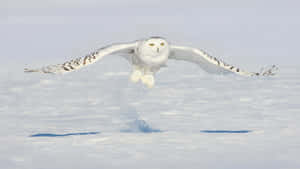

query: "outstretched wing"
left=24, top=41, right=138, bottom=74
left=169, top=45, right=278, bottom=76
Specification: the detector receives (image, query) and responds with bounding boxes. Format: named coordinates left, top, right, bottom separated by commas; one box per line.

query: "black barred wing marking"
left=24, top=42, right=137, bottom=74
left=169, top=45, right=278, bottom=76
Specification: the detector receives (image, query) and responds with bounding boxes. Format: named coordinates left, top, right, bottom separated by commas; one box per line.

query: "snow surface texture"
left=1, top=0, right=300, bottom=169
left=1, top=63, right=300, bottom=169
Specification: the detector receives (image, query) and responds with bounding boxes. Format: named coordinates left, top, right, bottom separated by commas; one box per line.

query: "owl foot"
left=141, top=74, right=155, bottom=88
left=130, top=70, right=143, bottom=83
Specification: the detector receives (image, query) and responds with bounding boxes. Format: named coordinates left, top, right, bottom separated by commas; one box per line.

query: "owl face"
left=137, top=37, right=170, bottom=66
left=140, top=37, right=169, bottom=56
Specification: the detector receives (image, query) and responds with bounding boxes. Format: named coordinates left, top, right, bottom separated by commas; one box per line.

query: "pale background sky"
left=1, top=0, right=299, bottom=68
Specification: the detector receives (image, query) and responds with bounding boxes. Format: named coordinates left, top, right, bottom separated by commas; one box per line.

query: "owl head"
left=139, top=37, right=169, bottom=56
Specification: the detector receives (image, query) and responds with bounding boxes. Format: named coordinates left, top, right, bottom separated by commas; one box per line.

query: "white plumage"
left=25, top=36, right=278, bottom=88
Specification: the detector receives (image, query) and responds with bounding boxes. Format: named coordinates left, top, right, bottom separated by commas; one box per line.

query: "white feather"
left=25, top=42, right=138, bottom=74
left=24, top=37, right=278, bottom=88
left=169, top=45, right=278, bottom=76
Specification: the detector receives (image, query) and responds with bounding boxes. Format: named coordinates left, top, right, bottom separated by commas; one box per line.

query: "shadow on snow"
left=200, top=130, right=252, bottom=134
left=121, top=119, right=162, bottom=133
left=30, top=132, right=100, bottom=137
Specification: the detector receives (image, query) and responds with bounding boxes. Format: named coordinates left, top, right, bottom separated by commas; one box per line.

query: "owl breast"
left=135, top=44, right=169, bottom=67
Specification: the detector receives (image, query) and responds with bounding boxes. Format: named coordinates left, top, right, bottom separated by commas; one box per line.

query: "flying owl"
left=24, top=36, right=278, bottom=88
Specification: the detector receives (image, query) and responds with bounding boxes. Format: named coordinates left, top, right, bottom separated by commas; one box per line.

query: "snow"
left=1, top=0, right=300, bottom=168
left=1, top=63, right=300, bottom=169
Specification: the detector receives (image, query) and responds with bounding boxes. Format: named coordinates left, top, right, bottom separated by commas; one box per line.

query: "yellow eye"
left=149, top=43, right=155, bottom=46
left=160, top=42, right=165, bottom=46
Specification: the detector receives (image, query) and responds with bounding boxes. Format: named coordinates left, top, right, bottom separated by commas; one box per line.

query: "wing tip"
left=24, top=68, right=51, bottom=74
left=24, top=68, right=38, bottom=73
left=254, top=65, right=279, bottom=76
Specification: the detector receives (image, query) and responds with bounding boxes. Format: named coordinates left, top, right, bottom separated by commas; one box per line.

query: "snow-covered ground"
left=1, top=0, right=300, bottom=169
left=1, top=62, right=300, bottom=169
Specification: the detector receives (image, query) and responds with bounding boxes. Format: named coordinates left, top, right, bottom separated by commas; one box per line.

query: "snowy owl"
left=25, top=36, right=278, bottom=88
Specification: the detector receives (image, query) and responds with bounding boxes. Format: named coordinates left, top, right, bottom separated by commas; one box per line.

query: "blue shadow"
left=121, top=119, right=162, bottom=133
left=200, top=130, right=252, bottom=134
left=30, top=132, right=100, bottom=137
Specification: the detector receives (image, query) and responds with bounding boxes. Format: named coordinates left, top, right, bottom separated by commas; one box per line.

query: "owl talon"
left=130, top=70, right=143, bottom=83
left=141, top=75, right=155, bottom=88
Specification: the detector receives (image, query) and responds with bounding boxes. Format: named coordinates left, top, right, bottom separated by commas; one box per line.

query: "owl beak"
left=157, top=48, right=160, bottom=53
